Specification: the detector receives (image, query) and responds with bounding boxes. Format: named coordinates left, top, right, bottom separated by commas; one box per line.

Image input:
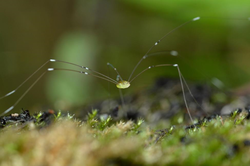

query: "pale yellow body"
left=116, top=81, right=130, bottom=89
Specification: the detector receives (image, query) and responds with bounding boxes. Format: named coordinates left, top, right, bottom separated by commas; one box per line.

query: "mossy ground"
left=1, top=108, right=250, bottom=166
left=1, top=79, right=250, bottom=166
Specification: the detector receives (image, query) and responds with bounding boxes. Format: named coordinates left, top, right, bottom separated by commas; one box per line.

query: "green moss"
left=1, top=108, right=250, bottom=165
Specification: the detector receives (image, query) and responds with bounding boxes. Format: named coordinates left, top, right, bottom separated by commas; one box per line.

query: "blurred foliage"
left=0, top=0, right=250, bottom=113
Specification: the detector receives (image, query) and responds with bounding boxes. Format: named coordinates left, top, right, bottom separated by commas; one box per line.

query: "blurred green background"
left=0, top=0, right=250, bottom=113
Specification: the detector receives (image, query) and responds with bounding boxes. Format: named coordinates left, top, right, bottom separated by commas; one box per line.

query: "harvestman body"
left=0, top=17, right=202, bottom=124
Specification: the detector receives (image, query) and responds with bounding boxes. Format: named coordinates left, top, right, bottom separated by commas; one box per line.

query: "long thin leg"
left=130, top=64, right=173, bottom=83
left=175, top=65, right=194, bottom=124
left=0, top=59, right=118, bottom=101
left=128, top=17, right=200, bottom=82
left=179, top=71, right=205, bottom=113
left=48, top=68, right=118, bottom=84
left=1, top=71, right=47, bottom=116
left=1, top=67, right=118, bottom=115
left=129, top=63, right=195, bottom=124
left=119, top=88, right=126, bottom=116
left=0, top=60, right=50, bottom=100
left=50, top=59, right=118, bottom=84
